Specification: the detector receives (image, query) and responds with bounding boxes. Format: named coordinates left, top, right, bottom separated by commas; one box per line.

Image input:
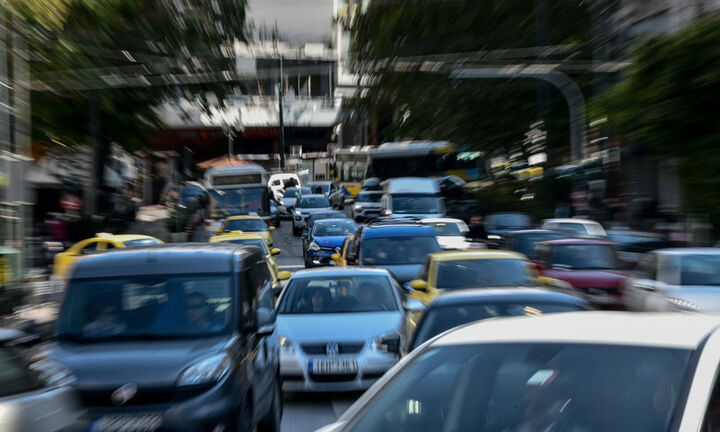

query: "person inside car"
left=83, top=303, right=127, bottom=337
left=185, top=292, right=220, bottom=331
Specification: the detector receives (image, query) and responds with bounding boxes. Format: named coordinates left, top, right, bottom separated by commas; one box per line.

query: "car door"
left=627, top=253, right=660, bottom=311
left=681, top=328, right=720, bottom=431
left=252, top=258, right=277, bottom=414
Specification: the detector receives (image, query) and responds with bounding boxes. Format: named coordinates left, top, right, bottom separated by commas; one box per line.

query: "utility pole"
left=278, top=56, right=286, bottom=169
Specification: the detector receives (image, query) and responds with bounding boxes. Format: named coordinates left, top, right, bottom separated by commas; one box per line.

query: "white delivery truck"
left=380, top=177, right=446, bottom=219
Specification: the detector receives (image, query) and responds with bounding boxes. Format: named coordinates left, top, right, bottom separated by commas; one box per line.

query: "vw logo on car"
left=325, top=342, right=339, bottom=357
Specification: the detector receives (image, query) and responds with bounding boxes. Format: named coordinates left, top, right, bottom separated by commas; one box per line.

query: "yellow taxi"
left=52, top=233, right=163, bottom=280
left=216, top=215, right=276, bottom=248
left=209, top=232, right=283, bottom=277
left=407, top=250, right=562, bottom=306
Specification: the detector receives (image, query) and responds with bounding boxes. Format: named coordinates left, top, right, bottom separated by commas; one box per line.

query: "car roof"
left=96, top=234, right=158, bottom=242
left=362, top=224, right=437, bottom=238
left=507, top=229, right=562, bottom=236
left=289, top=266, right=392, bottom=278
left=429, top=249, right=527, bottom=261
left=313, top=218, right=356, bottom=225
left=541, top=238, right=614, bottom=245
left=225, top=215, right=263, bottom=221
left=298, top=194, right=328, bottom=200
left=654, top=248, right=720, bottom=255
left=544, top=218, right=600, bottom=225
left=421, top=218, right=465, bottom=224
left=434, top=312, right=720, bottom=349
left=70, top=243, right=259, bottom=279
left=429, top=288, right=588, bottom=308
left=210, top=233, right=264, bottom=243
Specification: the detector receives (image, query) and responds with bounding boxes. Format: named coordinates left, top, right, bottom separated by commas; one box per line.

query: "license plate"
left=309, top=358, right=358, bottom=375
left=91, top=413, right=163, bottom=432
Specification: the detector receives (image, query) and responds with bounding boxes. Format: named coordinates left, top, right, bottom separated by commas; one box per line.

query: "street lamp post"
left=278, top=56, right=286, bottom=169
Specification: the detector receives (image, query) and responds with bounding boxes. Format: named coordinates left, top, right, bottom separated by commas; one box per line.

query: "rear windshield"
left=223, top=218, right=267, bottom=232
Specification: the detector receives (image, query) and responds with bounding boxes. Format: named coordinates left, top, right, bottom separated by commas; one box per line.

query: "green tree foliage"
left=597, top=15, right=720, bottom=218
left=349, top=0, right=592, bottom=155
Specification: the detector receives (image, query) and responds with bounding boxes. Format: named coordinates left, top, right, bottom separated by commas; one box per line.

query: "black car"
left=503, top=229, right=567, bottom=259
left=408, top=288, right=590, bottom=351
left=47, top=243, right=281, bottom=432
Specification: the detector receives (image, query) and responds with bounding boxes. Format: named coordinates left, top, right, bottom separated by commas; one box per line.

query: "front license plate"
left=91, top=413, right=163, bottom=432
left=309, top=359, right=358, bottom=375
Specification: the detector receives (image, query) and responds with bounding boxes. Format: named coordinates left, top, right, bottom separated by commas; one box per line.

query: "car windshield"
left=346, top=343, right=690, bottom=432
left=123, top=238, right=161, bottom=247
left=298, top=196, right=331, bottom=209
left=284, top=188, right=311, bottom=198
left=436, top=259, right=533, bottom=289
left=609, top=233, right=668, bottom=253
left=180, top=187, right=204, bottom=202
left=361, top=236, right=440, bottom=265
left=314, top=221, right=357, bottom=237
left=209, top=187, right=269, bottom=215
left=57, top=274, right=233, bottom=341
left=513, top=232, right=566, bottom=258
left=487, top=213, right=531, bottom=229
left=551, top=245, right=618, bottom=270
left=412, top=302, right=584, bottom=349
left=278, top=275, right=397, bottom=314
left=427, top=222, right=464, bottom=236
left=393, top=195, right=441, bottom=214
left=223, top=218, right=267, bottom=232
left=357, top=192, right=382, bottom=203
left=0, top=346, right=43, bottom=398
left=681, top=255, right=720, bottom=286
left=309, top=183, right=330, bottom=193
left=216, top=238, right=269, bottom=254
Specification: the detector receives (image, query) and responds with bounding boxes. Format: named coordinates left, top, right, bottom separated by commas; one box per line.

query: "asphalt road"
left=272, top=218, right=362, bottom=432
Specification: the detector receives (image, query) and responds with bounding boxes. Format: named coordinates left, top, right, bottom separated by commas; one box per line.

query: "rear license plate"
left=309, top=359, right=358, bottom=375
left=91, top=413, right=163, bottom=432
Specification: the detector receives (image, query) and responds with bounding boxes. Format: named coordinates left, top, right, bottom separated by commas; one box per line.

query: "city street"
left=271, top=218, right=361, bottom=432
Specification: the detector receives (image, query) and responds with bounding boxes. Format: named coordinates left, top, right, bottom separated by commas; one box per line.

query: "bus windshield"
left=209, top=187, right=269, bottom=216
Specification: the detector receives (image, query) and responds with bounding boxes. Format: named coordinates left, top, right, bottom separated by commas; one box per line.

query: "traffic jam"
left=8, top=142, right=720, bottom=432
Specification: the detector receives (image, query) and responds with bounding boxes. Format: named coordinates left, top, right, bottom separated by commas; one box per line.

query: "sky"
left=246, top=0, right=334, bottom=45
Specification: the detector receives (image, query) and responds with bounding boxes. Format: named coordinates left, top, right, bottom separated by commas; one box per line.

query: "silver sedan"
left=275, top=267, right=411, bottom=392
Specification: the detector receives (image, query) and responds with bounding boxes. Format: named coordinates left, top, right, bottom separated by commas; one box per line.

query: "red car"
left=534, top=238, right=628, bottom=308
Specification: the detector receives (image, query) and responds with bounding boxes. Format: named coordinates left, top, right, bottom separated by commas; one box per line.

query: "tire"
left=257, top=378, right=282, bottom=432
left=292, top=225, right=300, bottom=236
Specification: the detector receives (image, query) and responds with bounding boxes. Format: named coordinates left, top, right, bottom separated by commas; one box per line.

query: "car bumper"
left=280, top=350, right=397, bottom=392
left=306, top=250, right=336, bottom=267
left=73, top=376, right=241, bottom=432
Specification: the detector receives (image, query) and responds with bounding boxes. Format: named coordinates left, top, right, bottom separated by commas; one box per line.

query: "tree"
left=349, top=0, right=593, bottom=158
left=596, top=15, right=720, bottom=221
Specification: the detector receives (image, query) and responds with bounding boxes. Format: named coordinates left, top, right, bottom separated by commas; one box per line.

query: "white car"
left=293, top=194, right=332, bottom=236
left=351, top=191, right=383, bottom=222
left=278, top=186, right=311, bottom=217
left=421, top=218, right=476, bottom=250
left=624, top=248, right=720, bottom=312
left=319, top=312, right=720, bottom=432
left=542, top=218, right=607, bottom=238
left=269, top=173, right=301, bottom=201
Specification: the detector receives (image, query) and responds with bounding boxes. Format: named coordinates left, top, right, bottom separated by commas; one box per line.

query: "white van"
left=268, top=173, right=301, bottom=201
left=381, top=177, right=445, bottom=219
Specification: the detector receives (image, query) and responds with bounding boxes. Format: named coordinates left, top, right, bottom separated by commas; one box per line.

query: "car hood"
left=544, top=269, right=628, bottom=290
left=313, top=235, right=348, bottom=248
left=437, top=236, right=469, bottom=250
left=372, top=264, right=422, bottom=283
left=50, top=336, right=230, bottom=388
left=666, top=286, right=720, bottom=312
left=277, top=312, right=403, bottom=342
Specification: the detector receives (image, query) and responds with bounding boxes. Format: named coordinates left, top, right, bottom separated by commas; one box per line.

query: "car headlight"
left=308, top=242, right=321, bottom=252
left=30, top=359, right=76, bottom=387
left=295, top=210, right=302, bottom=216
left=487, top=235, right=502, bottom=240
left=278, top=335, right=296, bottom=353
left=370, top=332, right=401, bottom=354
left=176, top=353, right=231, bottom=386
left=278, top=200, right=285, bottom=206
left=354, top=204, right=363, bottom=211
left=667, top=297, right=700, bottom=311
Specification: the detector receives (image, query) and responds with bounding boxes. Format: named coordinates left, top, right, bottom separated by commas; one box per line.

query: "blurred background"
left=0, top=0, right=718, bottom=318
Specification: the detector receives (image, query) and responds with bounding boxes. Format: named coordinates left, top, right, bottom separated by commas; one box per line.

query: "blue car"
left=303, top=219, right=358, bottom=268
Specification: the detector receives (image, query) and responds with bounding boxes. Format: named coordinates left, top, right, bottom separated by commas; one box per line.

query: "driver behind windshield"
left=83, top=302, right=127, bottom=337
left=185, top=292, right=221, bottom=331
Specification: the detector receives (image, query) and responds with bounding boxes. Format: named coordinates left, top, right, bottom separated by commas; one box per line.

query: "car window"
left=357, top=192, right=382, bottom=203
left=298, top=196, right=331, bottom=208
left=361, top=236, right=441, bottom=265
left=217, top=238, right=269, bottom=254
left=435, top=259, right=533, bottom=289
left=278, top=275, right=397, bottom=314
left=314, top=221, right=357, bottom=237
left=556, top=223, right=590, bottom=236
left=513, top=233, right=566, bottom=259
left=550, top=245, right=618, bottom=270
left=123, top=238, right=162, bottom=247
left=427, top=222, right=464, bottom=236
left=224, top=218, right=268, bottom=232
left=81, top=241, right=100, bottom=254
left=680, top=255, right=720, bottom=286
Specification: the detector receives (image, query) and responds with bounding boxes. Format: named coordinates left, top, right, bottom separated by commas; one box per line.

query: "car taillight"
left=205, top=221, right=211, bottom=226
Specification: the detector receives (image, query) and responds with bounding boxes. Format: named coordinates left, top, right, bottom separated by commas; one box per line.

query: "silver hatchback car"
left=275, top=267, right=412, bottom=392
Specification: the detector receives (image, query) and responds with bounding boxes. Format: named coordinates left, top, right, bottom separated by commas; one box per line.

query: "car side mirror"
left=409, top=279, right=428, bottom=291
left=376, top=333, right=401, bottom=354
left=269, top=226, right=276, bottom=231
left=381, top=209, right=392, bottom=217
left=404, top=299, right=426, bottom=313
left=271, top=248, right=281, bottom=255
left=331, top=253, right=342, bottom=264
left=301, top=233, right=308, bottom=239
left=256, top=308, right=275, bottom=336
left=277, top=271, right=292, bottom=281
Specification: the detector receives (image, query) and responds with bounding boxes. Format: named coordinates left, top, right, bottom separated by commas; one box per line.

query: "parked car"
left=352, top=191, right=384, bottom=222
left=408, top=288, right=590, bottom=351
left=407, top=250, right=568, bottom=307
left=217, top=215, right=276, bottom=247
left=293, top=194, right=333, bottom=236
left=534, top=238, right=628, bottom=308
left=334, top=222, right=441, bottom=283
left=485, top=212, right=533, bottom=245
left=0, top=329, right=78, bottom=432
left=318, top=313, right=720, bottom=432
left=607, top=230, right=670, bottom=268
left=421, top=218, right=472, bottom=250
left=307, top=181, right=345, bottom=209
left=542, top=218, right=607, bottom=238
left=47, top=243, right=282, bottom=432
left=278, top=187, right=311, bottom=218
left=503, top=229, right=566, bottom=259
left=624, top=248, right=720, bottom=312
left=275, top=267, right=415, bottom=392
left=303, top=219, right=358, bottom=268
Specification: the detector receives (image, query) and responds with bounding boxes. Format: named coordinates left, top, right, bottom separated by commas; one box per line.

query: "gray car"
left=293, top=194, right=333, bottom=236
left=351, top=191, right=383, bottom=222
left=275, top=267, right=414, bottom=392
left=307, top=181, right=345, bottom=210
left=279, top=187, right=311, bottom=218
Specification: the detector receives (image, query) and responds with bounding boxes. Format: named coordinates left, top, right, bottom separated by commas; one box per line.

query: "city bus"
left=203, top=165, right=271, bottom=234
left=333, top=147, right=371, bottom=196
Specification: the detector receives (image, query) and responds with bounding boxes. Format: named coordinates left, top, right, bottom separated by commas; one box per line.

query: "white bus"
left=203, top=165, right=271, bottom=233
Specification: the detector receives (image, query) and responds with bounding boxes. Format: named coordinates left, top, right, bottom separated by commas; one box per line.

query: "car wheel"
left=258, top=378, right=282, bottom=432
left=292, top=225, right=299, bottom=236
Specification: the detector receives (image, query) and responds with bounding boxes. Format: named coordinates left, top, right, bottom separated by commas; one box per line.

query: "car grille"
left=310, top=373, right=357, bottom=382
left=300, top=342, right=365, bottom=355
left=79, top=386, right=206, bottom=407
